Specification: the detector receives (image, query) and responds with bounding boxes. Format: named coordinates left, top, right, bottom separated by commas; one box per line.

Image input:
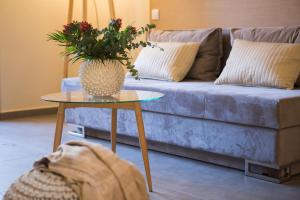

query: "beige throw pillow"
left=215, top=39, right=300, bottom=89
left=230, top=26, right=300, bottom=86
left=133, top=42, right=200, bottom=81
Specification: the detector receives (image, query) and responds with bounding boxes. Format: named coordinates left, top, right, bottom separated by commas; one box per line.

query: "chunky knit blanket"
left=5, top=141, right=149, bottom=200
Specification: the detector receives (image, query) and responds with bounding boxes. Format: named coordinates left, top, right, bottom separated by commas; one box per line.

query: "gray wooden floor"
left=1, top=115, right=300, bottom=200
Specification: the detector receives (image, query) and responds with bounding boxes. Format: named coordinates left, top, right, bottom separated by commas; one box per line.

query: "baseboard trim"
left=0, top=107, right=58, bottom=120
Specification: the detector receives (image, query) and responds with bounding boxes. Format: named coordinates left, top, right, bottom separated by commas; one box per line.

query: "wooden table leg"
left=134, top=102, right=153, bottom=192
left=111, top=108, right=117, bottom=153
left=53, top=103, right=65, bottom=152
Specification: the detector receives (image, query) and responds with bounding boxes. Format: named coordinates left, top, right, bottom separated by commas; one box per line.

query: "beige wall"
left=0, top=0, right=149, bottom=113
left=0, top=0, right=66, bottom=113
left=3, top=0, right=298, bottom=113
left=150, top=0, right=300, bottom=29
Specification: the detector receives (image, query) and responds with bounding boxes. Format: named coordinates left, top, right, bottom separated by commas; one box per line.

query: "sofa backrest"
left=148, top=26, right=300, bottom=78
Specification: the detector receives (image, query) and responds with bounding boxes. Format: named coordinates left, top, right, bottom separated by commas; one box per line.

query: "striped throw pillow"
left=215, top=39, right=300, bottom=89
left=133, top=42, right=200, bottom=81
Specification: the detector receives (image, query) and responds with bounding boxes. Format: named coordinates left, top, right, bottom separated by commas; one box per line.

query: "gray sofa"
left=61, top=27, right=300, bottom=182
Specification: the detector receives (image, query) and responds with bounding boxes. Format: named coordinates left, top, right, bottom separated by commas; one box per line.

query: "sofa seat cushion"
left=62, top=77, right=300, bottom=129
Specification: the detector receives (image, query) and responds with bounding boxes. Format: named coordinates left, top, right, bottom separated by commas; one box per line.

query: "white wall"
left=0, top=0, right=149, bottom=113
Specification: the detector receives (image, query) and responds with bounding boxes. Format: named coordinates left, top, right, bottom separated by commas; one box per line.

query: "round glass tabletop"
left=41, top=90, right=164, bottom=104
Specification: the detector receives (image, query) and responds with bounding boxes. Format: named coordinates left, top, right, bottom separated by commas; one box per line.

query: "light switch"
left=151, top=9, right=160, bottom=20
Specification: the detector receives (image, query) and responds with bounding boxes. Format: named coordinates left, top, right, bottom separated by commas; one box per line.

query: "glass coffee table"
left=41, top=90, right=164, bottom=191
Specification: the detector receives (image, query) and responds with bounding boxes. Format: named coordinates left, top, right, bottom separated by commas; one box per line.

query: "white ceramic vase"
left=79, top=60, right=125, bottom=96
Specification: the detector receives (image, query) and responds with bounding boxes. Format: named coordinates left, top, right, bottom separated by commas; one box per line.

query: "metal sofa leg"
left=67, top=123, right=86, bottom=138
left=245, top=160, right=291, bottom=183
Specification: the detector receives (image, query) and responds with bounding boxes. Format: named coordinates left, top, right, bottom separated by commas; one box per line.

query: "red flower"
left=80, top=21, right=92, bottom=32
left=110, top=18, right=122, bottom=31
left=128, top=26, right=137, bottom=35
left=63, top=23, right=72, bottom=34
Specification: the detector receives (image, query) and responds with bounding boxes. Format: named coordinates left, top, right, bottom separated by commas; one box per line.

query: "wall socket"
left=151, top=9, right=160, bottom=20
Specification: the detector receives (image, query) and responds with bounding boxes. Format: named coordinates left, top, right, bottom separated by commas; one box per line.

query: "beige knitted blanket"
left=34, top=141, right=149, bottom=200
